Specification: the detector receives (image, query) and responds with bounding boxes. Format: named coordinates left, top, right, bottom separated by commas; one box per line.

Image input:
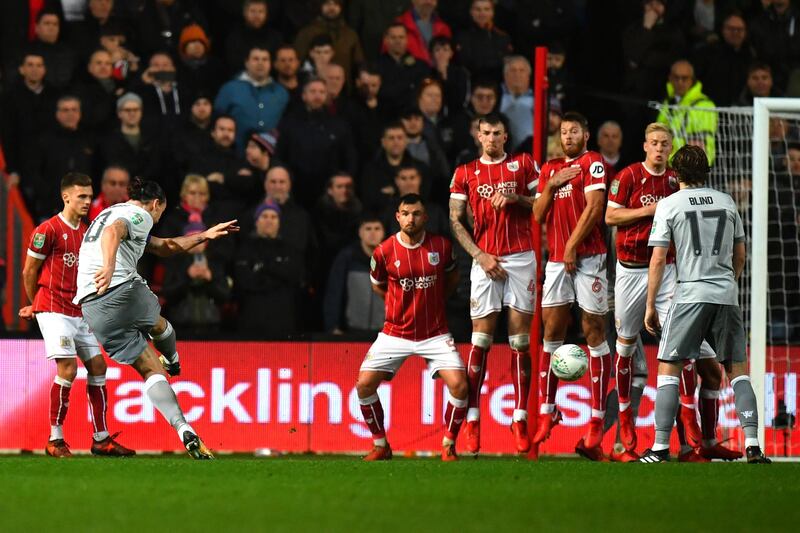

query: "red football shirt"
left=607, top=162, right=679, bottom=264
left=27, top=214, right=86, bottom=317
left=370, top=232, right=455, bottom=341
left=536, top=150, right=608, bottom=261
left=450, top=152, right=539, bottom=257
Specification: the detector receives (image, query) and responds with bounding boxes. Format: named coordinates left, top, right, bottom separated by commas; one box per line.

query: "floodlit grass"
left=0, top=455, right=798, bottom=532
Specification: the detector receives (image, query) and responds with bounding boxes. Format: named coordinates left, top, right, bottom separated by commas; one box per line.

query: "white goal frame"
left=751, top=97, right=800, bottom=446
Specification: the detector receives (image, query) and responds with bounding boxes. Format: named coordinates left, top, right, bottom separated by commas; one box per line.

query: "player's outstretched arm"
left=19, top=255, right=44, bottom=320
left=644, top=246, right=668, bottom=336
left=532, top=167, right=581, bottom=224
left=147, top=220, right=240, bottom=257
left=605, top=202, right=657, bottom=227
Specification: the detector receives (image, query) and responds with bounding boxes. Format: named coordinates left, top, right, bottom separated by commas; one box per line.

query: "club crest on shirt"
left=428, top=252, right=440, bottom=265
left=506, top=160, right=519, bottom=172
left=32, top=233, right=45, bottom=249
left=610, top=179, right=619, bottom=195
left=394, top=260, right=401, bottom=268
left=668, top=175, right=679, bottom=189
left=62, top=233, right=68, bottom=241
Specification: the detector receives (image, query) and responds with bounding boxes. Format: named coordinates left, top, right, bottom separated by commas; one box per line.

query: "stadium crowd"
left=1, top=0, right=799, bottom=340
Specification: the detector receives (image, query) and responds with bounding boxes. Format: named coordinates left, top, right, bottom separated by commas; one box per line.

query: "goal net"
left=653, top=99, right=800, bottom=458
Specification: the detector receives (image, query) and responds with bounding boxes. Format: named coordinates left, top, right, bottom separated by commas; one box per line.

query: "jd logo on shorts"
left=131, top=213, right=144, bottom=225
left=33, top=233, right=46, bottom=249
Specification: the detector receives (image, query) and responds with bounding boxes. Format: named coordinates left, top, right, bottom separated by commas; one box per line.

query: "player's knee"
left=449, top=379, right=468, bottom=400
left=697, top=360, right=721, bottom=389
left=471, top=332, right=493, bottom=350
left=356, top=379, right=378, bottom=398
left=86, top=353, right=107, bottom=374
left=149, top=316, right=168, bottom=337
left=57, top=359, right=79, bottom=381
left=508, top=334, right=530, bottom=352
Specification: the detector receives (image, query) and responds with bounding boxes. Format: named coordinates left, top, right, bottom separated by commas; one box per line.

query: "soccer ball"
left=551, top=344, right=589, bottom=382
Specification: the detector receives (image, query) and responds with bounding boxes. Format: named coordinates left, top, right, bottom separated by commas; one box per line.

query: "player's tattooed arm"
left=147, top=220, right=240, bottom=257
left=449, top=198, right=482, bottom=259
left=644, top=245, right=668, bottom=336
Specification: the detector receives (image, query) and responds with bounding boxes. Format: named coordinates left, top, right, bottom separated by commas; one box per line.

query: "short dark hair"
left=310, top=34, right=334, bottom=49
left=36, top=10, right=60, bottom=24
left=60, top=172, right=92, bottom=191
left=747, top=61, right=771, bottom=76
left=395, top=164, right=420, bottom=179
left=213, top=113, right=236, bottom=129
left=328, top=172, right=354, bottom=187
left=275, top=44, right=298, bottom=57
left=129, top=177, right=166, bottom=203
left=244, top=0, right=268, bottom=7
left=562, top=111, right=589, bottom=131
left=359, top=213, right=383, bottom=228
left=382, top=121, right=406, bottom=136
left=384, top=22, right=406, bottom=36
left=429, top=35, right=452, bottom=53
left=672, top=145, right=710, bottom=186
left=398, top=193, right=425, bottom=210
left=471, top=79, right=499, bottom=95
left=478, top=112, right=507, bottom=131
left=247, top=44, right=271, bottom=58
left=18, top=49, right=45, bottom=66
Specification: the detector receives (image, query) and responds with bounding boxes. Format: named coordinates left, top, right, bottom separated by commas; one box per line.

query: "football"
left=551, top=344, right=589, bottom=382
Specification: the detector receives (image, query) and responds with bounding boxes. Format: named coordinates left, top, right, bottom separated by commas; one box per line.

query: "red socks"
left=444, top=398, right=468, bottom=440
left=87, top=375, right=108, bottom=437
left=359, top=394, right=386, bottom=441
left=589, top=344, right=611, bottom=417
left=512, top=349, right=531, bottom=412
left=49, top=376, right=72, bottom=428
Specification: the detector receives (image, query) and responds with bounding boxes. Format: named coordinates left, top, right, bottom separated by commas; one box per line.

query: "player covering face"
left=358, top=194, right=467, bottom=461
left=75, top=177, right=238, bottom=459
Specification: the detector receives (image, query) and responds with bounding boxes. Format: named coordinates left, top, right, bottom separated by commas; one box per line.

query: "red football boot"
left=678, top=449, right=710, bottom=463
left=679, top=404, right=703, bottom=449
left=610, top=448, right=640, bottom=462
left=463, top=420, right=480, bottom=455
left=575, top=437, right=607, bottom=462
left=442, top=444, right=458, bottom=462
left=510, top=420, right=531, bottom=453
left=698, top=442, right=743, bottom=461
left=584, top=417, right=604, bottom=448
left=91, top=432, right=136, bottom=457
left=618, top=408, right=637, bottom=451
left=532, top=409, right=562, bottom=444
left=45, top=439, right=72, bottom=458
left=363, top=444, right=393, bottom=461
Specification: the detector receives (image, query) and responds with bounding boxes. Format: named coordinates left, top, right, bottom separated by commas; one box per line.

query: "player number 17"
left=684, top=210, right=726, bottom=256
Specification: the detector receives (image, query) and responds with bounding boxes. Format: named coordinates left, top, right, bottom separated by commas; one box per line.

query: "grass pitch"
left=0, top=455, right=798, bottom=532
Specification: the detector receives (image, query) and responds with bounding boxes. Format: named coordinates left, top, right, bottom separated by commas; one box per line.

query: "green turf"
left=0, top=455, right=798, bottom=532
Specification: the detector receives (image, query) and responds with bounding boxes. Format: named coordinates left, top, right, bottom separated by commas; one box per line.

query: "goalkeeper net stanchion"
left=654, top=98, right=800, bottom=458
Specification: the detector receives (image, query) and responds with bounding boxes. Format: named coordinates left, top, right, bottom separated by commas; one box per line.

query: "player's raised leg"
left=533, top=305, right=569, bottom=444
left=438, top=369, right=468, bottom=461
left=47, top=358, right=78, bottom=458
left=83, top=352, right=135, bottom=456
left=356, top=370, right=393, bottom=461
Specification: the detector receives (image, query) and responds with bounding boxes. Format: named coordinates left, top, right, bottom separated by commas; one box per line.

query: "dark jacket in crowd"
left=693, top=40, right=757, bottom=107
left=0, top=80, right=58, bottom=175
left=360, top=151, right=431, bottom=211
left=72, top=77, right=119, bottom=133
left=622, top=18, right=687, bottom=99
left=375, top=52, right=429, bottom=117
left=99, top=126, right=164, bottom=181
left=455, top=22, right=513, bottom=81
left=30, top=39, right=78, bottom=90
left=233, top=233, right=305, bottom=336
left=749, top=4, right=800, bottom=90
left=323, top=242, right=384, bottom=333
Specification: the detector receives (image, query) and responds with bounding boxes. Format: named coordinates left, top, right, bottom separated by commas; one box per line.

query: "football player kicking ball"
left=20, top=173, right=134, bottom=458
left=532, top=112, right=612, bottom=460
left=639, top=145, right=770, bottom=464
left=449, top=113, right=540, bottom=455
left=606, top=123, right=738, bottom=462
left=358, top=194, right=466, bottom=461
left=74, top=178, right=238, bottom=459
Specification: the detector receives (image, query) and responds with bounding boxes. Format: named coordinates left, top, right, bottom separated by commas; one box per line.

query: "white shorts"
left=615, top=262, right=715, bottom=359
left=35, top=312, right=101, bottom=361
left=542, top=254, right=608, bottom=315
left=360, top=332, right=465, bottom=378
left=470, top=250, right=536, bottom=318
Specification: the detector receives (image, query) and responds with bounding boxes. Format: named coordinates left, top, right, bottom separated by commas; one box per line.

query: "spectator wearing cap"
left=376, top=23, right=430, bottom=117
left=0, top=51, right=58, bottom=186
left=400, top=106, right=449, bottom=202
left=98, top=92, right=163, bottom=182
left=177, top=23, right=226, bottom=98
left=394, top=0, right=452, bottom=66
left=225, top=0, right=283, bottom=76
left=188, top=114, right=251, bottom=217
left=500, top=55, right=534, bottom=149
left=233, top=130, right=278, bottom=204
left=455, top=0, right=512, bottom=81
left=30, top=10, right=78, bottom=89
left=294, top=0, right=365, bottom=83
left=89, top=165, right=130, bottom=221
left=275, top=77, right=357, bottom=208
left=214, top=44, right=289, bottom=152
left=234, top=201, right=306, bottom=337
left=71, top=48, right=120, bottom=134
left=323, top=215, right=386, bottom=337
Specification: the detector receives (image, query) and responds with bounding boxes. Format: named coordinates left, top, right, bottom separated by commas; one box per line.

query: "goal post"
left=752, top=97, right=800, bottom=448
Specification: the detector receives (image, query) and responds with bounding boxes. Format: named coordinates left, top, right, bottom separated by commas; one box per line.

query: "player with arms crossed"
left=20, top=173, right=134, bottom=458
left=74, top=178, right=238, bottom=459
left=449, top=112, right=540, bottom=454
left=532, top=111, right=611, bottom=460
left=605, top=123, right=735, bottom=462
left=639, top=145, right=770, bottom=463
left=357, top=194, right=466, bottom=461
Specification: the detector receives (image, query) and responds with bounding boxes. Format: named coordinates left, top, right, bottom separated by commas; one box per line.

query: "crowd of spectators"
left=1, top=0, right=799, bottom=340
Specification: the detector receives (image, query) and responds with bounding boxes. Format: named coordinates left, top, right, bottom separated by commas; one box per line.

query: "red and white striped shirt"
left=450, top=152, right=539, bottom=257
left=27, top=214, right=86, bottom=317
left=370, top=233, right=455, bottom=341
left=536, top=151, right=607, bottom=262
left=608, top=162, right=678, bottom=264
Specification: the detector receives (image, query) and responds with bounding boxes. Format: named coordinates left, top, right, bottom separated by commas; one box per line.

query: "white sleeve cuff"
left=527, top=179, right=539, bottom=191
left=607, top=201, right=624, bottom=209
left=370, top=275, right=384, bottom=286
left=534, top=192, right=542, bottom=199
left=450, top=193, right=467, bottom=201
left=27, top=249, right=46, bottom=260
left=585, top=183, right=606, bottom=192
